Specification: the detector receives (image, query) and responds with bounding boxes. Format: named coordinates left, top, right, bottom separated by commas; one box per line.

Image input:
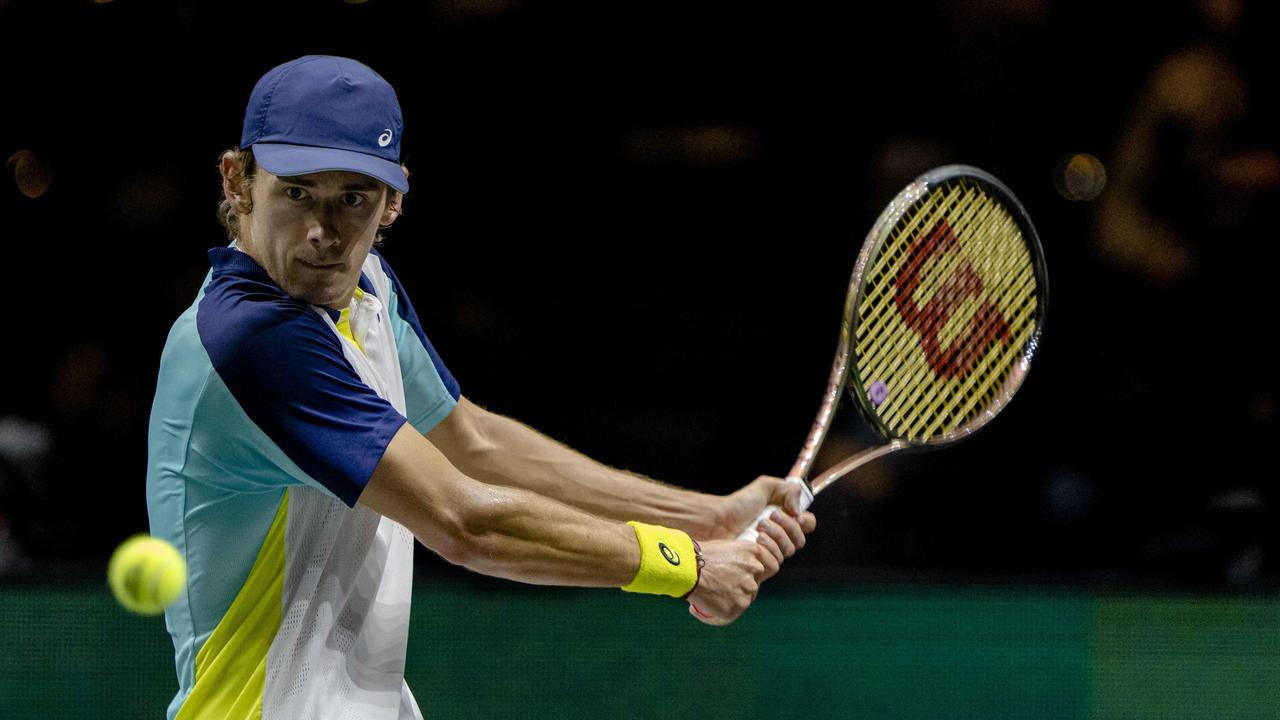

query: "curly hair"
left=217, top=148, right=258, bottom=241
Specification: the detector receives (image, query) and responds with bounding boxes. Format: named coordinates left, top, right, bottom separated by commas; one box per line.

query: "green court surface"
left=2, top=582, right=1276, bottom=719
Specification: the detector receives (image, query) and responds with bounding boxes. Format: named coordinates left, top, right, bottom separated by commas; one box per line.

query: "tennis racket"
left=740, top=165, right=1048, bottom=541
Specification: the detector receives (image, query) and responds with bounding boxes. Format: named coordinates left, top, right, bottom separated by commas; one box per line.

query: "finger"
left=768, top=510, right=803, bottom=554
left=755, top=532, right=782, bottom=578
left=800, top=511, right=817, bottom=533
left=752, top=515, right=783, bottom=561
left=783, top=483, right=805, bottom=516
left=751, top=540, right=779, bottom=582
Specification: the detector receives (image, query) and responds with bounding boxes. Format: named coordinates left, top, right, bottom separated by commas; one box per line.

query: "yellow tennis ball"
left=108, top=535, right=186, bottom=615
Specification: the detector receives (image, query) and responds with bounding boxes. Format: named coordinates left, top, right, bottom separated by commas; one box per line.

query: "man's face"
left=243, top=169, right=388, bottom=308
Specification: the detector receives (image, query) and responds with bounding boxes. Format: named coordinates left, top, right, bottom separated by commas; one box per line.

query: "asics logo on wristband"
left=659, top=543, right=680, bottom=566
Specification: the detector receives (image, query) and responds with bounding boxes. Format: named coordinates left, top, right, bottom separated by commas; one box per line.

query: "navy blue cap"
left=241, top=55, right=408, bottom=194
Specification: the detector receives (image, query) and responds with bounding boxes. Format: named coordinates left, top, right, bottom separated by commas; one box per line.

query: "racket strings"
left=880, top=193, right=1013, bottom=435
left=853, top=180, right=1041, bottom=441
left=891, top=201, right=1027, bottom=436
left=909, top=201, right=1037, bottom=437
left=906, top=196, right=1036, bottom=429
left=855, top=192, right=964, bottom=384
left=859, top=184, right=993, bottom=342
left=860, top=185, right=996, bottom=403
left=901, top=193, right=1006, bottom=365
left=858, top=189, right=1001, bottom=426
left=855, top=185, right=991, bottom=377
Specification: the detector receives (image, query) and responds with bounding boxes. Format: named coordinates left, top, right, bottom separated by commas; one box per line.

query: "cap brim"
left=252, top=143, right=409, bottom=194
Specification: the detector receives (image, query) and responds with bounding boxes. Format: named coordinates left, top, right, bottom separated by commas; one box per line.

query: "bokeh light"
left=7, top=150, right=53, bottom=199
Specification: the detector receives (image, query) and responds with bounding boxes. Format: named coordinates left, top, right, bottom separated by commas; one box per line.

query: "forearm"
left=441, top=481, right=641, bottom=586
left=363, top=424, right=640, bottom=587
left=453, top=407, right=722, bottom=537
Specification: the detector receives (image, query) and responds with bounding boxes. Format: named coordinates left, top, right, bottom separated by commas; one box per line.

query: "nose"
left=305, top=204, right=342, bottom=252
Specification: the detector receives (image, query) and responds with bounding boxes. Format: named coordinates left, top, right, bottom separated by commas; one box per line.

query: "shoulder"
left=196, top=249, right=340, bottom=371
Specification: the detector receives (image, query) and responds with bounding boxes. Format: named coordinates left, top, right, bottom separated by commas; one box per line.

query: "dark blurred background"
left=2, top=0, right=1277, bottom=591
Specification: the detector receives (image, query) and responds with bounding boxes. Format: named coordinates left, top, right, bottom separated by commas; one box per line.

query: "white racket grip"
left=736, top=476, right=814, bottom=542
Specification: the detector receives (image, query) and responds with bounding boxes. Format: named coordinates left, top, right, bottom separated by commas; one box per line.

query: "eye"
left=342, top=192, right=366, bottom=208
left=284, top=186, right=307, bottom=201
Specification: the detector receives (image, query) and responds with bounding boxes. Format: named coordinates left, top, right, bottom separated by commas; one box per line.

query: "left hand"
left=702, top=475, right=817, bottom=571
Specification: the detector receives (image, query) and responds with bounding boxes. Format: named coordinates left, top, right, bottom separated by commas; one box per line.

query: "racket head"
left=846, top=165, right=1047, bottom=447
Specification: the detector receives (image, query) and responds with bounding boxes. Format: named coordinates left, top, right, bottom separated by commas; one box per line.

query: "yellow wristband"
left=620, top=521, right=699, bottom=598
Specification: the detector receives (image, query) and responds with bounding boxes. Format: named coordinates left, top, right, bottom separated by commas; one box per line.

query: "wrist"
left=643, top=484, right=725, bottom=540
left=685, top=493, right=731, bottom=541
left=620, top=521, right=700, bottom=598
left=680, top=540, right=704, bottom=600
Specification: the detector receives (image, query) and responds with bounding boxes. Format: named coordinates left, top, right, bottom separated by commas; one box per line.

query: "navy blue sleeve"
left=198, top=278, right=407, bottom=507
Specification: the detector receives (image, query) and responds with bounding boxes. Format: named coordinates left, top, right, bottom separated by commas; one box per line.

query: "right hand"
left=684, top=538, right=770, bottom=626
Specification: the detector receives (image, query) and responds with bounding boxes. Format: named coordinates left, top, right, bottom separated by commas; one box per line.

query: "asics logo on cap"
left=378, top=129, right=394, bottom=148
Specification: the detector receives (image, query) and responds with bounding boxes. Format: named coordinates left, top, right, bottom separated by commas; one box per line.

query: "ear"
left=220, top=151, right=253, bottom=214
left=380, top=190, right=404, bottom=227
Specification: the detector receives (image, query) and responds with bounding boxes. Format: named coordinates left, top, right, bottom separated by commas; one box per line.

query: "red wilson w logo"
left=892, top=220, right=1012, bottom=380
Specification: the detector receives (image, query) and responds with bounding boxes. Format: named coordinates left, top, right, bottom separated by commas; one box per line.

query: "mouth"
left=297, top=258, right=344, bottom=270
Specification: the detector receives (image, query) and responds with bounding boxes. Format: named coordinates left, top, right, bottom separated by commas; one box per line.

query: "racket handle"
left=736, top=476, right=814, bottom=542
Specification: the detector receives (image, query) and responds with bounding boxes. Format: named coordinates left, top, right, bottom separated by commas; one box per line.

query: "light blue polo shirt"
left=146, top=245, right=458, bottom=720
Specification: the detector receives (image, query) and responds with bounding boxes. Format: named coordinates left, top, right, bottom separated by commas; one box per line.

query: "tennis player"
left=145, top=55, right=815, bottom=720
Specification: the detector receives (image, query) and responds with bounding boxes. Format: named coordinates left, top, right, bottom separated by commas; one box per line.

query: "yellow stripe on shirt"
left=176, top=491, right=289, bottom=720
left=335, top=287, right=365, bottom=354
